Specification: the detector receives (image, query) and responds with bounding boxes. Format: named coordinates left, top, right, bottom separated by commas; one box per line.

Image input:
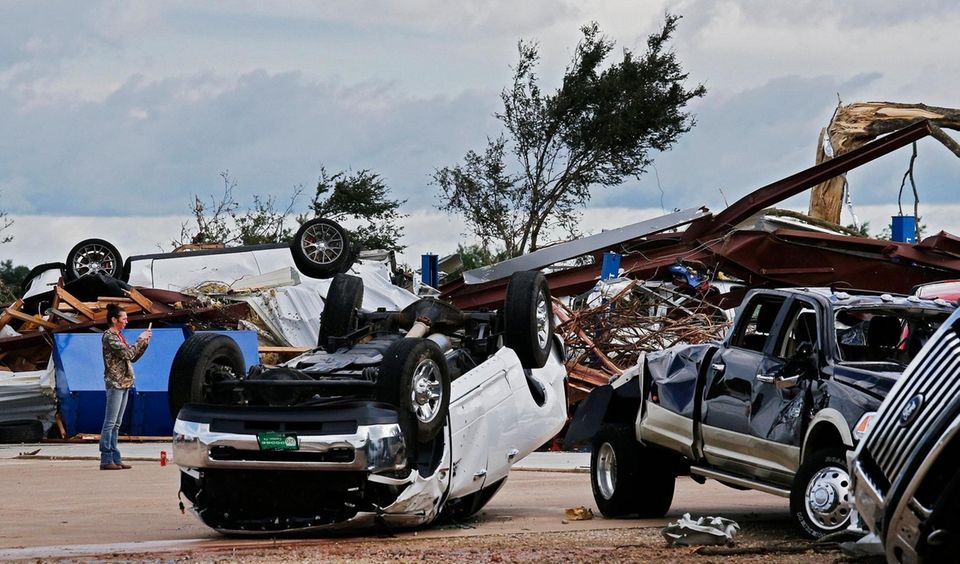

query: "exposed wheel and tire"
left=503, top=270, right=553, bottom=369
left=291, top=218, right=356, bottom=279
left=591, top=424, right=675, bottom=517
left=65, top=238, right=125, bottom=282
left=167, top=334, right=245, bottom=419
left=0, top=420, right=44, bottom=443
left=379, top=338, right=451, bottom=443
left=790, top=448, right=853, bottom=538
left=318, top=273, right=363, bottom=350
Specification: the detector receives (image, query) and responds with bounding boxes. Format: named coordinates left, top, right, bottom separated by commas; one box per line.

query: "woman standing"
left=99, top=303, right=151, bottom=470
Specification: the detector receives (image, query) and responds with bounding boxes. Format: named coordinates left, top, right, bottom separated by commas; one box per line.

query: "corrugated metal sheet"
left=0, top=362, right=57, bottom=434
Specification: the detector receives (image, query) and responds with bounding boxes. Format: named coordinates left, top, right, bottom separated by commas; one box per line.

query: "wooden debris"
left=55, top=287, right=97, bottom=320
left=3, top=307, right=59, bottom=330
left=0, top=298, right=24, bottom=331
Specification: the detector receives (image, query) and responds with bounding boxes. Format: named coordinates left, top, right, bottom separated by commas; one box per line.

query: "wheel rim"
left=72, top=244, right=117, bottom=277
left=300, top=223, right=344, bottom=265
left=804, top=464, right=852, bottom=532
left=596, top=442, right=618, bottom=500
left=535, top=290, right=550, bottom=349
left=410, top=358, right=443, bottom=424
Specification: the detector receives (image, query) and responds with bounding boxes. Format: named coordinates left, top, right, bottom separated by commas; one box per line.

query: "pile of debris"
left=555, top=279, right=731, bottom=404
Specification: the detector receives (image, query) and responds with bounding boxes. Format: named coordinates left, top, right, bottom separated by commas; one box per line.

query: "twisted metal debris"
left=554, top=279, right=731, bottom=403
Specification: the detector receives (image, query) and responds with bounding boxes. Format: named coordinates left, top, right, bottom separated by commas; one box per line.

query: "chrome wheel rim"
left=535, top=290, right=550, bottom=349
left=804, top=464, right=852, bottom=532
left=410, top=358, right=443, bottom=424
left=72, top=244, right=117, bottom=277
left=300, top=223, right=344, bottom=265
left=596, top=442, right=618, bottom=500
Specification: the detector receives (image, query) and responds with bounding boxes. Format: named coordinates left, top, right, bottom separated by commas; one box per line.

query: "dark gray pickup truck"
left=566, top=287, right=954, bottom=537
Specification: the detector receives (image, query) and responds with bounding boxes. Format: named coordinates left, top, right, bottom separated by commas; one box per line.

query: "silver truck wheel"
left=595, top=441, right=619, bottom=500
left=790, top=448, right=852, bottom=538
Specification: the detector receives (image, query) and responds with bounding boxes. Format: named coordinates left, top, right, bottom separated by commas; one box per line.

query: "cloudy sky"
left=2, top=0, right=960, bottom=268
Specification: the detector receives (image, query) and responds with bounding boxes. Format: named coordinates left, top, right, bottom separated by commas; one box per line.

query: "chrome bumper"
left=172, top=418, right=407, bottom=472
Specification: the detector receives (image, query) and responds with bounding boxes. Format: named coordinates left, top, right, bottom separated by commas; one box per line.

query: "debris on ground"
left=564, top=506, right=594, bottom=521
left=662, top=513, right=741, bottom=546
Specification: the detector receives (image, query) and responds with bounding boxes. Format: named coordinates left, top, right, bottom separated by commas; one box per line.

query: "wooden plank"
left=97, top=297, right=134, bottom=304
left=0, top=298, right=23, bottom=330
left=125, top=288, right=170, bottom=314
left=125, top=288, right=155, bottom=311
left=55, top=287, right=97, bottom=320
left=259, top=346, right=313, bottom=354
left=50, top=278, right=63, bottom=311
left=3, top=307, right=59, bottom=330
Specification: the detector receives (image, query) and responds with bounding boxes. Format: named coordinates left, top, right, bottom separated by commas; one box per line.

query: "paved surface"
left=0, top=442, right=791, bottom=560
left=0, top=440, right=590, bottom=471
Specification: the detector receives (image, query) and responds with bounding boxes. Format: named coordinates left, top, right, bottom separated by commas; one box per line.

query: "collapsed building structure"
left=441, top=119, right=960, bottom=400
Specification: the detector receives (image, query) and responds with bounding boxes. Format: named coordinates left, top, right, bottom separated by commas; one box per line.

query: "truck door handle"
left=711, top=363, right=725, bottom=374
left=473, top=469, right=487, bottom=481
left=507, top=448, right=520, bottom=462
left=756, top=373, right=776, bottom=383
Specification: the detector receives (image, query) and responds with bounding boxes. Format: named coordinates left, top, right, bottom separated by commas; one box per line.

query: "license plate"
left=257, top=431, right=299, bottom=451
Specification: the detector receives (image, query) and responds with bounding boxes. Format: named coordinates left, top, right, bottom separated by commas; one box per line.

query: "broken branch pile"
left=555, top=280, right=730, bottom=404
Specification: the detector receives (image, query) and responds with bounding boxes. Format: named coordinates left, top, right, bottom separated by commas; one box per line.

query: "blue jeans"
left=100, top=387, right=130, bottom=465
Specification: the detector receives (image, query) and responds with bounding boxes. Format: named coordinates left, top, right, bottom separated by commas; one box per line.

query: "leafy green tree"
left=305, top=167, right=407, bottom=252
left=435, top=15, right=705, bottom=258
left=456, top=243, right=507, bottom=271
left=174, top=171, right=300, bottom=248
left=0, top=259, right=29, bottom=303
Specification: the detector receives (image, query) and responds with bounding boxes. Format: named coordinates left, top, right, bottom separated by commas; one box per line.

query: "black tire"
left=591, top=424, right=674, bottom=517
left=0, top=420, right=44, bottom=443
left=790, top=447, right=853, bottom=538
left=168, top=333, right=245, bottom=419
left=444, top=477, right=507, bottom=521
left=318, top=273, right=363, bottom=350
left=503, top=270, right=553, bottom=369
left=290, top=218, right=355, bottom=279
left=20, top=262, right=65, bottom=295
left=379, top=338, right=451, bottom=443
left=65, top=238, right=125, bottom=282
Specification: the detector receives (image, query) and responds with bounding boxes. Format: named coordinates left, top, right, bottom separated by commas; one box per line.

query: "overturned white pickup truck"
left=169, top=271, right=568, bottom=533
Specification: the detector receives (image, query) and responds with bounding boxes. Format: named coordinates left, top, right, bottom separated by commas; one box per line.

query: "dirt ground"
left=0, top=458, right=863, bottom=562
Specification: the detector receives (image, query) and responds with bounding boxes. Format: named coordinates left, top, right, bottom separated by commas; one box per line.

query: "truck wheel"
left=379, top=338, right=450, bottom=443
left=503, top=271, right=553, bottom=369
left=65, top=238, right=125, bottom=282
left=318, top=273, right=363, bottom=350
left=168, top=334, right=245, bottom=419
left=790, top=447, right=853, bottom=538
left=591, top=424, right=674, bottom=517
left=291, top=218, right=355, bottom=279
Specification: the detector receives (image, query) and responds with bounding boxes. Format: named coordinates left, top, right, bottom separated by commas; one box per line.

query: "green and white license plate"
left=257, top=431, right=299, bottom=451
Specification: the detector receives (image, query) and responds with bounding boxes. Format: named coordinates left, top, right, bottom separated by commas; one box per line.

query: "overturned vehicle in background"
left=168, top=271, right=567, bottom=533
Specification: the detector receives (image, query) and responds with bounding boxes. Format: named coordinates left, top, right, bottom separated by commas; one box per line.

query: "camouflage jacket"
left=102, top=330, right=148, bottom=389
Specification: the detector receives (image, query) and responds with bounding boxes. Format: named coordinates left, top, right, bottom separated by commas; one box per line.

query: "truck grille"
left=862, top=319, right=960, bottom=487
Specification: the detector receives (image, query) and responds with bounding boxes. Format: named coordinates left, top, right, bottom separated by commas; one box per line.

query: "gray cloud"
left=0, top=68, right=498, bottom=217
